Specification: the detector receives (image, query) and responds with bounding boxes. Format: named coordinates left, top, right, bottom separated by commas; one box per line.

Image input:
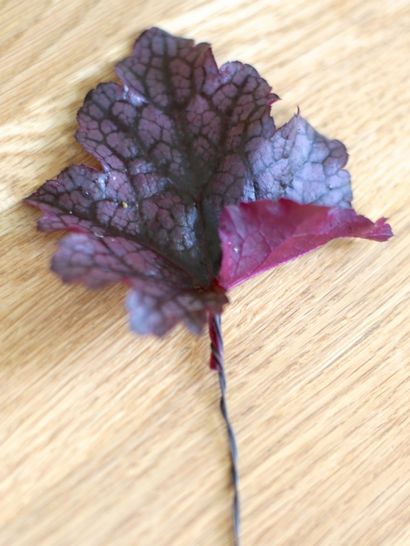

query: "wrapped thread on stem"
left=209, top=314, right=241, bottom=546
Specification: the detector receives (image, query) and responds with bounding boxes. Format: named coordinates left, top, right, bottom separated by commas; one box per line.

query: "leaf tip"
left=367, top=217, right=393, bottom=241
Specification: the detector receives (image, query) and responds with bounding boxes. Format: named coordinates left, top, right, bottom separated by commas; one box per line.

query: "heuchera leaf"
left=26, top=27, right=392, bottom=335
left=218, top=199, right=391, bottom=289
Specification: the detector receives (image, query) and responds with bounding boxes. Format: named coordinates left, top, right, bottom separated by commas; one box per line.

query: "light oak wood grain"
left=1, top=1, right=409, bottom=545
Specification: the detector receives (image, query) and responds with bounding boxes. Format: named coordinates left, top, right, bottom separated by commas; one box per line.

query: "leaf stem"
left=208, top=314, right=241, bottom=546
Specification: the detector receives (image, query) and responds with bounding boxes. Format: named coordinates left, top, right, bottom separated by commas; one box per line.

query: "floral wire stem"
left=208, top=314, right=241, bottom=546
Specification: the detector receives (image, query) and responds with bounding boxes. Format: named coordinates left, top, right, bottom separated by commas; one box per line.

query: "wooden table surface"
left=1, top=1, right=409, bottom=545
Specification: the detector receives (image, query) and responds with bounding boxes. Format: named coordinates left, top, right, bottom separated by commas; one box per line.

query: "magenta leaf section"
left=26, top=27, right=391, bottom=335
left=218, top=200, right=392, bottom=289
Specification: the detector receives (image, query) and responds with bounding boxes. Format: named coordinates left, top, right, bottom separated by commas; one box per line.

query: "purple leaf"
left=218, top=199, right=392, bottom=289
left=26, top=27, right=392, bottom=335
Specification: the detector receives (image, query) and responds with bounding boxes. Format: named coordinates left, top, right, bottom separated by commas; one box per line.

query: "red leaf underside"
left=218, top=199, right=391, bottom=289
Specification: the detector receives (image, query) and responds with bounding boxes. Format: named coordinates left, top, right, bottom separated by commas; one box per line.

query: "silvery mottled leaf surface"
left=27, top=27, right=391, bottom=335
